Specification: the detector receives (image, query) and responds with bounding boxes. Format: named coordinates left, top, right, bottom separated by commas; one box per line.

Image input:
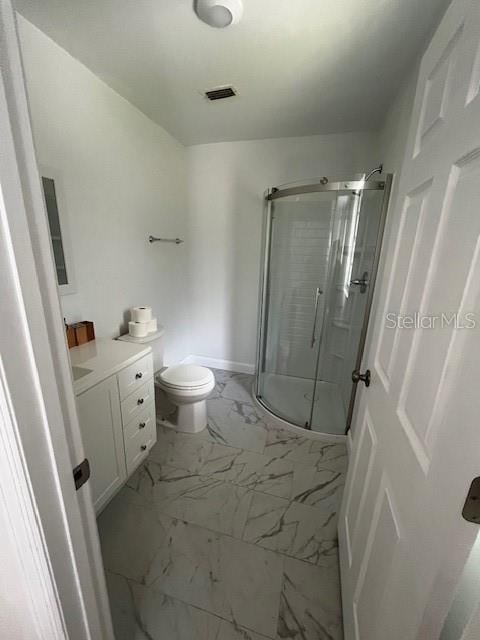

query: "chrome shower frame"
left=254, top=172, right=393, bottom=436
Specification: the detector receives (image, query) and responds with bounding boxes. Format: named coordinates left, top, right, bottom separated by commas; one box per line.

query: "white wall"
left=378, top=63, right=420, bottom=180
left=17, top=13, right=419, bottom=374
left=186, top=133, right=379, bottom=369
left=17, top=17, right=190, bottom=365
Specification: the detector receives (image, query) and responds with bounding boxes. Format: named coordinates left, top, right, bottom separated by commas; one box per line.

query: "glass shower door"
left=310, top=188, right=386, bottom=433
left=257, top=191, right=339, bottom=428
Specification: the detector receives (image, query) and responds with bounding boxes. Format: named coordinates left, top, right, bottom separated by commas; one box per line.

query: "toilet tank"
left=117, top=327, right=165, bottom=373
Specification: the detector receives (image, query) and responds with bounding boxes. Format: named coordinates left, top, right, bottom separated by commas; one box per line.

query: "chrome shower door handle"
left=310, top=287, right=323, bottom=348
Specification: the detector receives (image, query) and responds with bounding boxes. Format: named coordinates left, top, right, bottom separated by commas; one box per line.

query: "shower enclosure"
left=255, top=172, right=392, bottom=436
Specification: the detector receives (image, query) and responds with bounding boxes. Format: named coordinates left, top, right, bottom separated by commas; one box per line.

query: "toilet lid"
left=159, top=364, right=214, bottom=389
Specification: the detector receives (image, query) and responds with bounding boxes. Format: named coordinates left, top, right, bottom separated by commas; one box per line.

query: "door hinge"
left=462, top=477, right=480, bottom=524
left=73, top=458, right=90, bottom=491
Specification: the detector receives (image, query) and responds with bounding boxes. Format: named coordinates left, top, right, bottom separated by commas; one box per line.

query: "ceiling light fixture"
left=195, top=0, right=243, bottom=28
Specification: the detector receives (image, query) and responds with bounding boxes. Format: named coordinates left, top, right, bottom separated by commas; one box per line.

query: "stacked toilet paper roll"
left=129, top=307, right=158, bottom=338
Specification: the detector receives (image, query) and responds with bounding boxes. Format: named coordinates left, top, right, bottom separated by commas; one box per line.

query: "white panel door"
left=339, top=1, right=480, bottom=638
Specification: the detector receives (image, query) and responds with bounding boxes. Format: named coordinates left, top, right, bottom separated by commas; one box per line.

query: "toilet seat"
left=157, top=364, right=214, bottom=433
left=158, top=364, right=214, bottom=391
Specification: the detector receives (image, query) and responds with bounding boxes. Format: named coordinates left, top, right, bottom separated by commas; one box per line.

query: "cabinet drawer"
left=124, top=402, right=156, bottom=439
left=121, top=378, right=155, bottom=424
left=125, top=413, right=155, bottom=475
left=117, top=353, right=153, bottom=400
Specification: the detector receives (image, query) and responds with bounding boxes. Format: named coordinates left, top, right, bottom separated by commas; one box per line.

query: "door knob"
left=352, top=368, right=371, bottom=387
left=350, top=271, right=369, bottom=293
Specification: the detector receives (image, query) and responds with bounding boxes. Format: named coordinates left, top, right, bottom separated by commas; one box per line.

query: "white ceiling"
left=15, top=0, right=450, bottom=145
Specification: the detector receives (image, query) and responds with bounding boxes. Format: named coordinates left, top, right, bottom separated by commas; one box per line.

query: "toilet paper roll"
left=129, top=320, right=149, bottom=338
left=131, top=306, right=152, bottom=323
left=147, top=317, right=157, bottom=333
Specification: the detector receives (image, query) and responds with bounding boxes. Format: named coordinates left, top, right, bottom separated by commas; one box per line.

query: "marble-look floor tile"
left=292, top=467, right=344, bottom=514
left=208, top=396, right=270, bottom=428
left=99, top=498, right=227, bottom=615
left=308, top=440, right=348, bottom=473
left=209, top=368, right=238, bottom=399
left=125, top=461, right=253, bottom=538
left=229, top=399, right=270, bottom=426
left=265, top=426, right=348, bottom=469
left=100, top=368, right=346, bottom=640
left=154, top=466, right=253, bottom=538
left=148, top=516, right=227, bottom=617
left=109, top=510, right=285, bottom=634
left=150, top=423, right=347, bottom=487
left=220, top=535, right=284, bottom=638
left=216, top=619, right=273, bottom=640
left=277, top=557, right=343, bottom=640
left=220, top=374, right=256, bottom=404
left=242, top=492, right=338, bottom=567
left=195, top=441, right=247, bottom=476
left=101, top=501, right=285, bottom=638
left=104, top=571, right=137, bottom=640
left=106, top=571, right=222, bottom=640
left=200, top=413, right=267, bottom=453
left=264, top=426, right=317, bottom=464
left=200, top=447, right=298, bottom=500
left=148, top=425, right=207, bottom=471
left=146, top=434, right=303, bottom=502
left=148, top=425, right=250, bottom=479
left=222, top=452, right=294, bottom=498
left=208, top=369, right=253, bottom=399
left=264, top=430, right=346, bottom=514
left=97, top=492, right=170, bottom=584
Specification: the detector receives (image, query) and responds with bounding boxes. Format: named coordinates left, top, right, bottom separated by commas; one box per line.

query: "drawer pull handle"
left=137, top=398, right=144, bottom=405
left=139, top=421, right=146, bottom=429
left=135, top=372, right=143, bottom=379
left=141, top=445, right=147, bottom=451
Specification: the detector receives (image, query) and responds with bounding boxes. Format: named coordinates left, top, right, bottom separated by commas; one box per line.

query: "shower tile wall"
left=267, top=200, right=335, bottom=379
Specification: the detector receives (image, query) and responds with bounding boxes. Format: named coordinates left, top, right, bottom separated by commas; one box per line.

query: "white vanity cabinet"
left=71, top=339, right=156, bottom=514
left=76, top=376, right=126, bottom=514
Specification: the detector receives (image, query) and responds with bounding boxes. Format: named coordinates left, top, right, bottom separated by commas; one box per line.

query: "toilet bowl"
left=156, top=364, right=215, bottom=433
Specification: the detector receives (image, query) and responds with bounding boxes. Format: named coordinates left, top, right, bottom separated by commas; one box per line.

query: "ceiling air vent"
left=205, top=86, right=237, bottom=101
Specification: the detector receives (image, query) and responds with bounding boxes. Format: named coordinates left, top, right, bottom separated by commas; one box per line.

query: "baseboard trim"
left=181, top=354, right=255, bottom=375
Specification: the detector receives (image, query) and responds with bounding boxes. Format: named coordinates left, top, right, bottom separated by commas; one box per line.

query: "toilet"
left=118, top=327, right=214, bottom=433
left=156, top=364, right=214, bottom=433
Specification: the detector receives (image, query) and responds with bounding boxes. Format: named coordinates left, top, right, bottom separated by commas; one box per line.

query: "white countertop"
left=70, top=338, right=151, bottom=395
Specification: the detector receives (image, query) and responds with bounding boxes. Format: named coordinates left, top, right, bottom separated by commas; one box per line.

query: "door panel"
left=353, top=479, right=400, bottom=639
left=343, top=410, right=377, bottom=567
left=375, top=179, right=433, bottom=392
left=339, top=1, right=480, bottom=638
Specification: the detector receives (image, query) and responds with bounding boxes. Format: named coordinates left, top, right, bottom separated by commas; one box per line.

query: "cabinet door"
left=76, top=376, right=126, bottom=513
